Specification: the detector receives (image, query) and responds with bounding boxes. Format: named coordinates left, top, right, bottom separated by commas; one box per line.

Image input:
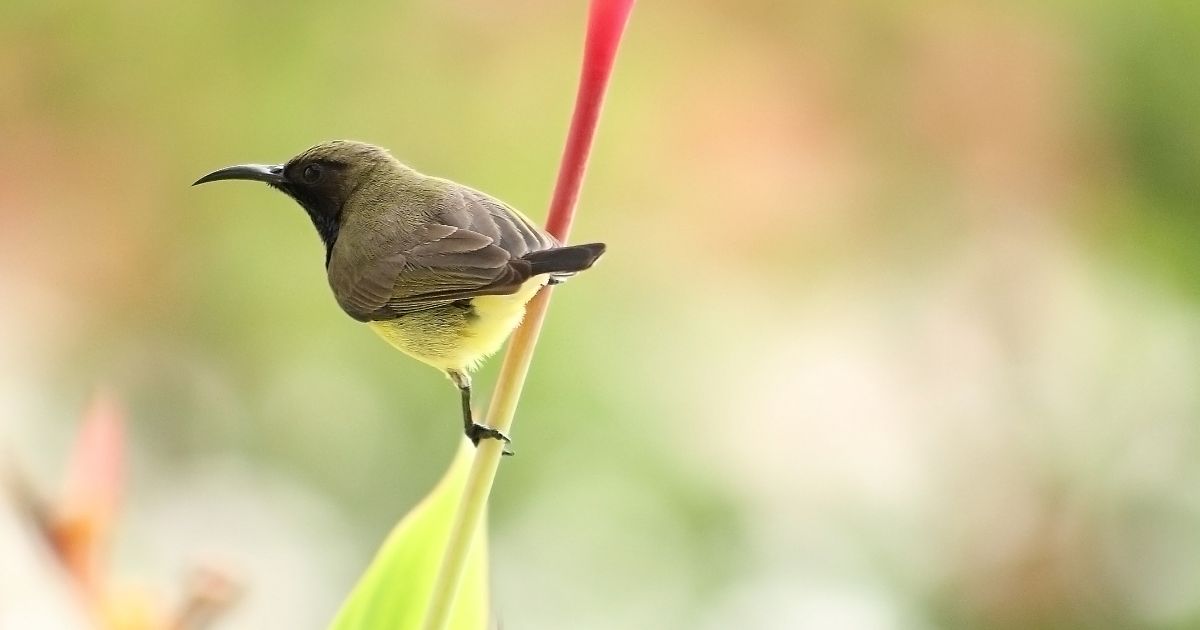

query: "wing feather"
left=327, top=182, right=554, bottom=322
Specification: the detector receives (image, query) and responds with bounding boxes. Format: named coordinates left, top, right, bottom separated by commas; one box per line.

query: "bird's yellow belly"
left=367, top=274, right=548, bottom=373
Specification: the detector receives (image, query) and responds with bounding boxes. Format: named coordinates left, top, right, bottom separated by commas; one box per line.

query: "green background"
left=2, top=1, right=1199, bottom=628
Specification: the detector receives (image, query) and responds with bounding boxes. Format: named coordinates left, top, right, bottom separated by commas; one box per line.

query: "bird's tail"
left=523, top=242, right=606, bottom=283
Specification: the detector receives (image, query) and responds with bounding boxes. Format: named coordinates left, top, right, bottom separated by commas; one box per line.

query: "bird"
left=193, top=140, right=605, bottom=452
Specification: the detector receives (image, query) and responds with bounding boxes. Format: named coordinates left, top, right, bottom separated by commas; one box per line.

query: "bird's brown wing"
left=327, top=184, right=557, bottom=322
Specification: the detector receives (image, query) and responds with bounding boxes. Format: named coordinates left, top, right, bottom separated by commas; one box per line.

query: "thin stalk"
left=420, top=2, right=635, bottom=629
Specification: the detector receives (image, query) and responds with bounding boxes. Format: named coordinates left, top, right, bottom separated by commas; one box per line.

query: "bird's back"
left=325, top=164, right=606, bottom=326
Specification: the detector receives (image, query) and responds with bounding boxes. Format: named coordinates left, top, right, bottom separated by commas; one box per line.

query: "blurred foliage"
left=2, top=1, right=1200, bottom=629
left=330, top=443, right=487, bottom=630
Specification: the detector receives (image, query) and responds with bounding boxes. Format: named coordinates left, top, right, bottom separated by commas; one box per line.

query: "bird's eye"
left=302, top=163, right=323, bottom=183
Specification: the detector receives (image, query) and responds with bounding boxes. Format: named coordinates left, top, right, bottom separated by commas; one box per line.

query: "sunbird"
left=194, top=141, right=605, bottom=451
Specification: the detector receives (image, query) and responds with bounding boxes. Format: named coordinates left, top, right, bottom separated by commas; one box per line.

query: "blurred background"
left=2, top=0, right=1199, bottom=628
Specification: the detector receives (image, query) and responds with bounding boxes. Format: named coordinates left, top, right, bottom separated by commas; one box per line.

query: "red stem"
left=544, top=0, right=635, bottom=241
left=419, top=5, right=634, bottom=628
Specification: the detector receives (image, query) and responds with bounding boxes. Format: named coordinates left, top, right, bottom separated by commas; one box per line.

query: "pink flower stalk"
left=545, top=0, right=636, bottom=241
left=421, top=2, right=634, bottom=628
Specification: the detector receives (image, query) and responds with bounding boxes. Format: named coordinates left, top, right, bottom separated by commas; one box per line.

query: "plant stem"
left=420, top=2, right=634, bottom=629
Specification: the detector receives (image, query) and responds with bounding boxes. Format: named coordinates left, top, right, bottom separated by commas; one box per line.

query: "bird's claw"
left=466, top=422, right=514, bottom=456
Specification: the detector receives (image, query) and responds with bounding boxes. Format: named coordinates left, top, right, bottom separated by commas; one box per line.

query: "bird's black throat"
left=272, top=183, right=342, bottom=264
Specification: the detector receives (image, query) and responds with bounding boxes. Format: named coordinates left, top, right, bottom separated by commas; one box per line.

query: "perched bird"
left=194, top=141, right=605, bottom=451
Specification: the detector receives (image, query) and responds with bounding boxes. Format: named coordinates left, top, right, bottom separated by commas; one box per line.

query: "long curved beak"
left=192, top=164, right=285, bottom=186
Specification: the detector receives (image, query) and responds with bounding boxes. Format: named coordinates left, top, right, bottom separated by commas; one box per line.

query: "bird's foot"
left=466, top=422, right=514, bottom=456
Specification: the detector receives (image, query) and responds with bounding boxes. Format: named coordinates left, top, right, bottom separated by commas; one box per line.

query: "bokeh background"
left=3, top=0, right=1200, bottom=628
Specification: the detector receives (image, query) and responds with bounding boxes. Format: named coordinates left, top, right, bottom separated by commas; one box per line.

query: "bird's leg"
left=447, top=369, right=513, bottom=456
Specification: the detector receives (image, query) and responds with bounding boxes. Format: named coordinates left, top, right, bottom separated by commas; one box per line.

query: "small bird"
left=194, top=140, right=605, bottom=451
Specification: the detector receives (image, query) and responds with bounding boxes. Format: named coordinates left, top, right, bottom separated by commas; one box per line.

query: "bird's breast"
left=367, top=274, right=549, bottom=373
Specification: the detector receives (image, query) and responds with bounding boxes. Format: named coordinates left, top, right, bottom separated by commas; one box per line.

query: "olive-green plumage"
left=194, top=140, right=606, bottom=449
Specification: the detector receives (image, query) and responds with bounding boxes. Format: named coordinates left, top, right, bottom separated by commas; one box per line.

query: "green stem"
left=419, top=2, right=634, bottom=629
left=419, top=293, right=550, bottom=630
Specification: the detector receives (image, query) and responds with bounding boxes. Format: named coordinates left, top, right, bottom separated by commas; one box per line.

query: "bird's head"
left=194, top=140, right=401, bottom=258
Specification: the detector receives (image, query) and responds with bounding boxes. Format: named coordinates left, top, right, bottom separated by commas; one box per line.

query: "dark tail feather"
left=523, top=242, right=606, bottom=278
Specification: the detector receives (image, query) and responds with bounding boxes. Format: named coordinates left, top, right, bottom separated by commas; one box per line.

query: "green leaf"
left=329, top=443, right=489, bottom=630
